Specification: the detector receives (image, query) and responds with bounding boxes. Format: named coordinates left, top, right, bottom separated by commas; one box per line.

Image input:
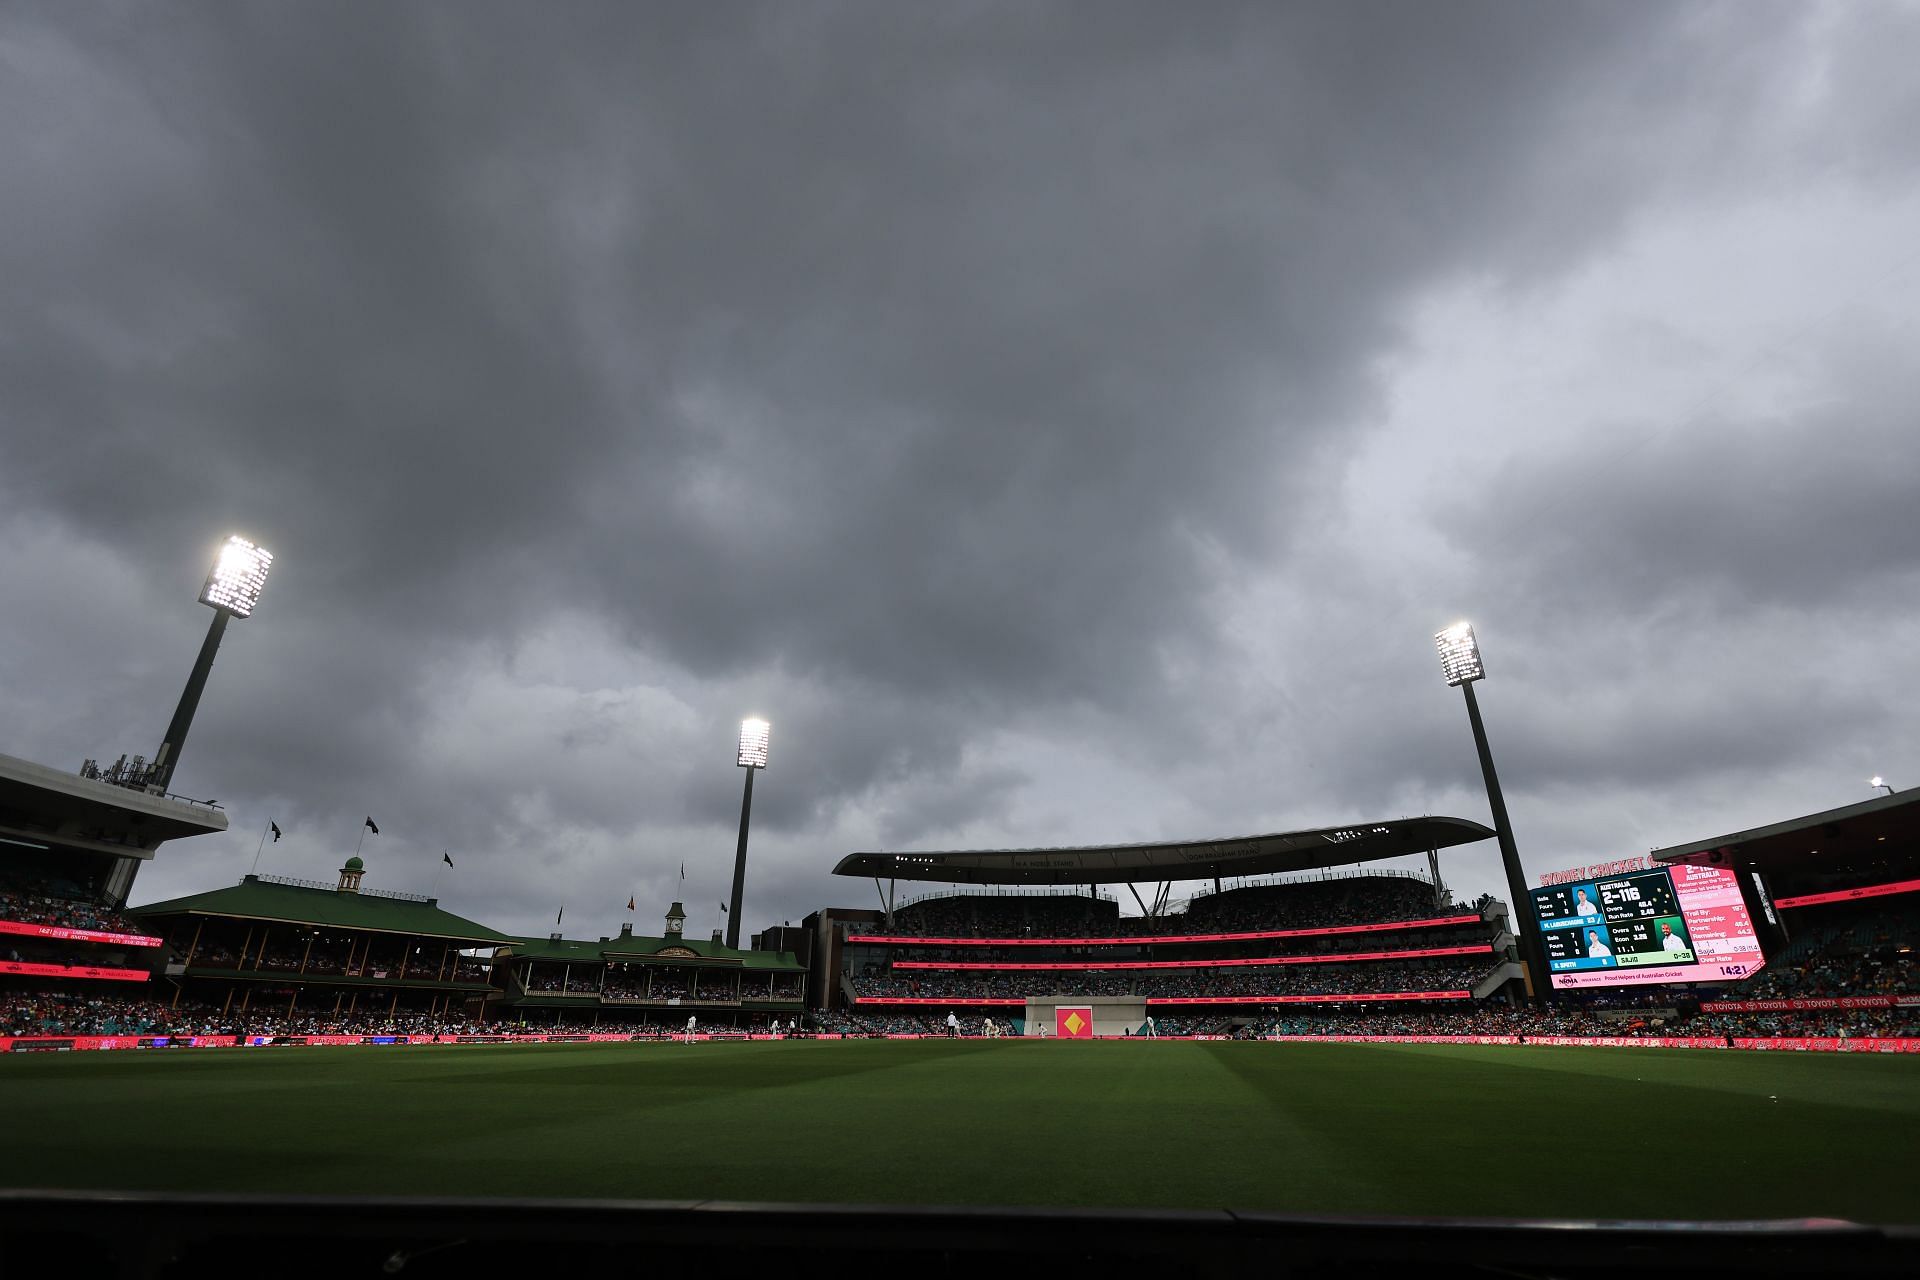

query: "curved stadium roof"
left=832, top=815, right=1495, bottom=886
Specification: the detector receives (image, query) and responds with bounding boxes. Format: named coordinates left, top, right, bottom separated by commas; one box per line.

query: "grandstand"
left=490, top=901, right=806, bottom=1029
left=0, top=750, right=228, bottom=1038
left=1651, top=786, right=1920, bottom=1040
left=826, top=818, right=1525, bottom=1035
left=123, top=870, right=807, bottom=1034
left=0, top=750, right=227, bottom=906
left=131, top=857, right=506, bottom=1029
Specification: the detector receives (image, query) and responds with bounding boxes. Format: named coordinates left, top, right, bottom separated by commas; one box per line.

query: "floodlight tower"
left=150, top=536, right=273, bottom=794
left=725, top=717, right=770, bottom=949
left=1435, top=622, right=1549, bottom=1008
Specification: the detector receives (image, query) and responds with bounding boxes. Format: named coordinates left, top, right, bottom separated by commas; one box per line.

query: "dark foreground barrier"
left=0, top=1191, right=1912, bottom=1280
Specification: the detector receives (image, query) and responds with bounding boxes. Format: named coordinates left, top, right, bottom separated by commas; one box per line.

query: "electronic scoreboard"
left=1530, top=863, right=1766, bottom=990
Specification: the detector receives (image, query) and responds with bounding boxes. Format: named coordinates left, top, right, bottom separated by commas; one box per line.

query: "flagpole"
left=354, top=821, right=368, bottom=858
left=249, top=820, right=271, bottom=877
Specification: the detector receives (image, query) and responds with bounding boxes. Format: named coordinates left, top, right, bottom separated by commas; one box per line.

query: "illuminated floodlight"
left=198, top=536, right=274, bottom=618
left=738, top=717, right=771, bottom=769
left=1871, top=776, right=1894, bottom=795
left=1433, top=617, right=1544, bottom=1007
left=1435, top=622, right=1485, bottom=687
left=728, top=716, right=772, bottom=948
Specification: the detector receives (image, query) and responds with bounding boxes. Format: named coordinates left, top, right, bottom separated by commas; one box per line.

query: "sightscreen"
left=1531, top=863, right=1766, bottom=990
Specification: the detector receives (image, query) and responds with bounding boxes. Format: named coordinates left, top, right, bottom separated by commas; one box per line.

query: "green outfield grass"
left=2, top=1039, right=1917, bottom=1222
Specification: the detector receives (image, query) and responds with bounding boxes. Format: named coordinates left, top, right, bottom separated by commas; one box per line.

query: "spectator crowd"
left=851, top=961, right=1494, bottom=1002
left=0, top=884, right=147, bottom=937
left=3, top=987, right=815, bottom=1039
left=877, top=876, right=1461, bottom=941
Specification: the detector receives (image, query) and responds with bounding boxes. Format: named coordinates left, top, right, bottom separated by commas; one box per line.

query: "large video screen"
left=1531, top=862, right=1766, bottom=990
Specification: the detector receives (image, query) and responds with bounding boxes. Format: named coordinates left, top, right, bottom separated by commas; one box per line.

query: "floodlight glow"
left=1435, top=622, right=1485, bottom=687
left=737, top=717, right=771, bottom=769
left=1871, top=776, right=1886, bottom=788
left=198, top=536, right=273, bottom=618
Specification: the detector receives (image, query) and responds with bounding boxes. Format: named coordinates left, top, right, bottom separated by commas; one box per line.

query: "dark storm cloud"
left=2, top=1, right=1915, bottom=930
left=1455, top=383, right=1920, bottom=621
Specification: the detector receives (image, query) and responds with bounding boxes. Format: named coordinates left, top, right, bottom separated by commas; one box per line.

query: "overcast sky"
left=3, top=1, right=1916, bottom=942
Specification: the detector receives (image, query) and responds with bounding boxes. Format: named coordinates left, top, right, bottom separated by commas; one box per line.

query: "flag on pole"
left=442, top=851, right=454, bottom=868
left=626, top=896, right=635, bottom=911
left=364, top=816, right=380, bottom=835
left=720, top=902, right=728, bottom=914
left=557, top=905, right=564, bottom=925
left=270, top=822, right=282, bottom=842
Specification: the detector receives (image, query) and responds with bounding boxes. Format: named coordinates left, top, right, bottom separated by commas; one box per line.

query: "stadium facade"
left=134, top=863, right=507, bottom=1022
left=7, top=726, right=1916, bottom=1047
left=814, top=816, right=1530, bottom=1036
left=3, top=749, right=805, bottom=1036
left=1, top=750, right=227, bottom=1016
left=126, top=865, right=806, bottom=1030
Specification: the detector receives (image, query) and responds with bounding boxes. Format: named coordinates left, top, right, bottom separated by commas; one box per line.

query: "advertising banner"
left=7, top=1030, right=1919, bottom=1054
left=1, top=1034, right=240, bottom=1053
left=0, top=919, right=163, bottom=947
left=852, top=996, right=1024, bottom=1006
left=1267, top=1034, right=1920, bottom=1053
left=1773, top=876, right=1920, bottom=910
left=1731, top=1037, right=1920, bottom=1052
left=1698, top=995, right=1916, bottom=1012
left=1146, top=991, right=1470, bottom=1005
left=0, top=960, right=150, bottom=982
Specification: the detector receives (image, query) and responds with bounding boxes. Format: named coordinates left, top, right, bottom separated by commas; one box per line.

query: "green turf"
left=2, top=1040, right=1917, bottom=1222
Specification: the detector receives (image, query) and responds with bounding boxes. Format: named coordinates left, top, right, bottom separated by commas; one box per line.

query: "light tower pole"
left=726, top=717, right=770, bottom=949
left=1436, top=622, right=1549, bottom=1008
left=151, top=536, right=273, bottom=795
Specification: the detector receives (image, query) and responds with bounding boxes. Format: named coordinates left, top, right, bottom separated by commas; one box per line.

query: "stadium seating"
left=0, top=885, right=148, bottom=937
left=1737, top=905, right=1919, bottom=999
left=849, top=961, right=1494, bottom=1001
left=845, top=876, right=1505, bottom=1013
left=873, top=876, right=1460, bottom=940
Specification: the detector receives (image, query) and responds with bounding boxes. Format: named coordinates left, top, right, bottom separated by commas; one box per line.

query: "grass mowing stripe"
left=1, top=1041, right=1915, bottom=1221
left=1241, top=1042, right=1920, bottom=1221
left=1353, top=1041, right=1920, bottom=1114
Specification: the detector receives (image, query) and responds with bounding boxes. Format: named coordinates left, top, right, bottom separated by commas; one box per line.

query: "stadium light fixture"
left=1871, top=776, right=1895, bottom=795
left=198, top=535, right=274, bottom=619
left=152, top=535, right=276, bottom=794
left=1434, top=620, right=1549, bottom=1008
left=1435, top=622, right=1485, bottom=687
left=726, top=717, right=771, bottom=948
left=738, top=717, right=771, bottom=770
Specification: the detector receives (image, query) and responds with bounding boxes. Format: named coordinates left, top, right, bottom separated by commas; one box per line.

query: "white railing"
left=1185, top=866, right=1436, bottom=905
left=249, top=873, right=432, bottom=904
left=895, top=885, right=1119, bottom=912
